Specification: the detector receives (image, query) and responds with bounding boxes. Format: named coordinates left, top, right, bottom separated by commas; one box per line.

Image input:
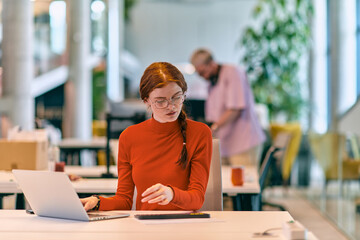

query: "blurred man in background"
left=190, top=48, right=265, bottom=168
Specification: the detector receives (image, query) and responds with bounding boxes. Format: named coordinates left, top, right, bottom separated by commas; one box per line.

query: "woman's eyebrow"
left=154, top=91, right=182, bottom=99
left=173, top=91, right=182, bottom=96
left=171, top=91, right=183, bottom=97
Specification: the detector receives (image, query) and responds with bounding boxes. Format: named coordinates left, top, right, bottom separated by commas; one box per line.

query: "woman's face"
left=146, top=82, right=184, bottom=123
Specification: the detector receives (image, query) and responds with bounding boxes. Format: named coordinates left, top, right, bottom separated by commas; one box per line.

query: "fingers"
left=141, top=185, right=164, bottom=203
left=80, top=197, right=97, bottom=212
left=141, top=184, right=174, bottom=205
left=147, top=194, right=167, bottom=204
left=141, top=183, right=161, bottom=197
left=84, top=201, right=94, bottom=212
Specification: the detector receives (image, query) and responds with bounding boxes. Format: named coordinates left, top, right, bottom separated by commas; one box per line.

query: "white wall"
left=124, top=0, right=257, bottom=69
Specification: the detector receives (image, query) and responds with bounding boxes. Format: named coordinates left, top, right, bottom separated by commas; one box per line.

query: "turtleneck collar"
left=149, top=117, right=180, bottom=134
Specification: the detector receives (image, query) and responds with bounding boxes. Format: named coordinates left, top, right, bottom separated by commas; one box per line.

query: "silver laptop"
left=12, top=169, right=129, bottom=221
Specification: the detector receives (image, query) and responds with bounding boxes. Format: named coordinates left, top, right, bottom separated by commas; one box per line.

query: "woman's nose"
left=167, top=101, right=176, bottom=110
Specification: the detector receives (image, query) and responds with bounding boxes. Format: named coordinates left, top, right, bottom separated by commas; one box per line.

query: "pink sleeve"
left=225, top=67, right=247, bottom=110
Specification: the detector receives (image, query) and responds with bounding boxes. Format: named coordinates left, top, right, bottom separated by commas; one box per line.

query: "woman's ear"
left=144, top=99, right=151, bottom=109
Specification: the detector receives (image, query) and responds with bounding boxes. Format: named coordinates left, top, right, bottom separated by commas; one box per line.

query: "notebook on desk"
left=12, top=169, right=129, bottom=221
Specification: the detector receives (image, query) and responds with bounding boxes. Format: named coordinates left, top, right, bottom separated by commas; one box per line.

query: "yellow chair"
left=269, top=123, right=302, bottom=183
left=308, top=132, right=360, bottom=182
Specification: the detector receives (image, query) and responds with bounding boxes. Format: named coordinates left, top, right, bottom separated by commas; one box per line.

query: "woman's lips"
left=166, top=111, right=176, bottom=116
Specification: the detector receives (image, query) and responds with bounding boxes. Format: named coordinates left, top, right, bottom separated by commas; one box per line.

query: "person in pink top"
left=190, top=48, right=265, bottom=168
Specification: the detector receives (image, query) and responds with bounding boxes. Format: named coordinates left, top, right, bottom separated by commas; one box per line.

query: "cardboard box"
left=0, top=140, right=48, bottom=170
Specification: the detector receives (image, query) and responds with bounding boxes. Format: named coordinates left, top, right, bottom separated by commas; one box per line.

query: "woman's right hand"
left=80, top=196, right=99, bottom=211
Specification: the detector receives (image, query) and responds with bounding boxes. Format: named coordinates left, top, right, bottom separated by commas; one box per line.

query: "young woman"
left=81, top=62, right=212, bottom=211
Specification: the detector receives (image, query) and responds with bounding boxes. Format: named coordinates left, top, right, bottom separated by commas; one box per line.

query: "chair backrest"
left=200, top=138, right=223, bottom=211
left=106, top=112, right=146, bottom=171
left=259, top=132, right=291, bottom=191
left=269, top=123, right=302, bottom=181
left=308, top=132, right=352, bottom=180
left=259, top=146, right=282, bottom=191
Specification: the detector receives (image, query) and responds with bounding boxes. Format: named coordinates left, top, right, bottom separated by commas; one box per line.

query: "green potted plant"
left=241, top=0, right=313, bottom=121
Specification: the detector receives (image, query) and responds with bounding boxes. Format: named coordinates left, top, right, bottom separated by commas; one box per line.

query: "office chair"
left=259, top=132, right=291, bottom=211
left=200, top=138, right=223, bottom=211
left=184, top=99, right=207, bottom=123
left=102, top=112, right=146, bottom=178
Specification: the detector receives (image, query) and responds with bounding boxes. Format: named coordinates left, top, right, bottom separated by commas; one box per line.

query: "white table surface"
left=0, top=210, right=318, bottom=240
left=71, top=178, right=117, bottom=193
left=65, top=165, right=118, bottom=177
left=65, top=165, right=261, bottom=195
left=221, top=166, right=260, bottom=195
left=58, top=137, right=106, bottom=148
left=0, top=171, right=117, bottom=194
left=0, top=165, right=260, bottom=195
left=0, top=171, right=19, bottom=193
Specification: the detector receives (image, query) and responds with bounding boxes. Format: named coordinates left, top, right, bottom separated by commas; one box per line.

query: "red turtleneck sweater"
left=99, top=118, right=212, bottom=210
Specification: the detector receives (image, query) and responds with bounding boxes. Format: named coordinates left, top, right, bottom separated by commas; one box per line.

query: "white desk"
left=221, top=166, right=260, bottom=194
left=58, top=137, right=107, bottom=149
left=65, top=165, right=118, bottom=178
left=0, top=166, right=260, bottom=210
left=0, top=171, right=18, bottom=194
left=65, top=165, right=260, bottom=194
left=65, top=165, right=261, bottom=211
left=72, top=178, right=117, bottom=194
left=0, top=171, right=117, bottom=194
left=0, top=171, right=118, bottom=209
left=1, top=167, right=259, bottom=195
left=0, top=210, right=318, bottom=240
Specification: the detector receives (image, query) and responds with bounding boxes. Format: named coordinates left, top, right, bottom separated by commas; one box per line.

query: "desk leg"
left=231, top=195, right=239, bottom=210
left=231, top=194, right=260, bottom=211
left=240, top=195, right=252, bottom=211
left=0, top=194, right=6, bottom=209
left=251, top=194, right=261, bottom=211
left=16, top=194, right=25, bottom=209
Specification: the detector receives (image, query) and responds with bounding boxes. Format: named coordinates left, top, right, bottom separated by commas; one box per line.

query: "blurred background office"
left=0, top=0, right=359, bottom=239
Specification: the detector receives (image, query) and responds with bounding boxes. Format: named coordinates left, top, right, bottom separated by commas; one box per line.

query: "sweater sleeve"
left=99, top=130, right=135, bottom=210
left=170, top=126, right=212, bottom=210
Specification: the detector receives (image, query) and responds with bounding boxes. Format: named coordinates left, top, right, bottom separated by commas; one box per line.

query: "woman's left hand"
left=141, top=183, right=174, bottom=205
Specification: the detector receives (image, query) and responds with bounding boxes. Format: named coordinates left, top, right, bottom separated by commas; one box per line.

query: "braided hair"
left=139, top=62, right=189, bottom=169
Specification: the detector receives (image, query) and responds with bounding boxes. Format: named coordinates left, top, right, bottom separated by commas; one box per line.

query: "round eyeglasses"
left=151, top=94, right=185, bottom=109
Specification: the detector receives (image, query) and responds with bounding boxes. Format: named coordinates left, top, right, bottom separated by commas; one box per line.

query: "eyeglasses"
left=151, top=94, right=185, bottom=109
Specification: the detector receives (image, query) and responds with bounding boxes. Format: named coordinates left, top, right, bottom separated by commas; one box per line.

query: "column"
left=2, top=0, right=34, bottom=130
left=328, top=0, right=357, bottom=131
left=328, top=0, right=340, bottom=132
left=107, top=0, right=124, bottom=102
left=309, top=0, right=328, bottom=133
left=64, top=0, right=92, bottom=139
